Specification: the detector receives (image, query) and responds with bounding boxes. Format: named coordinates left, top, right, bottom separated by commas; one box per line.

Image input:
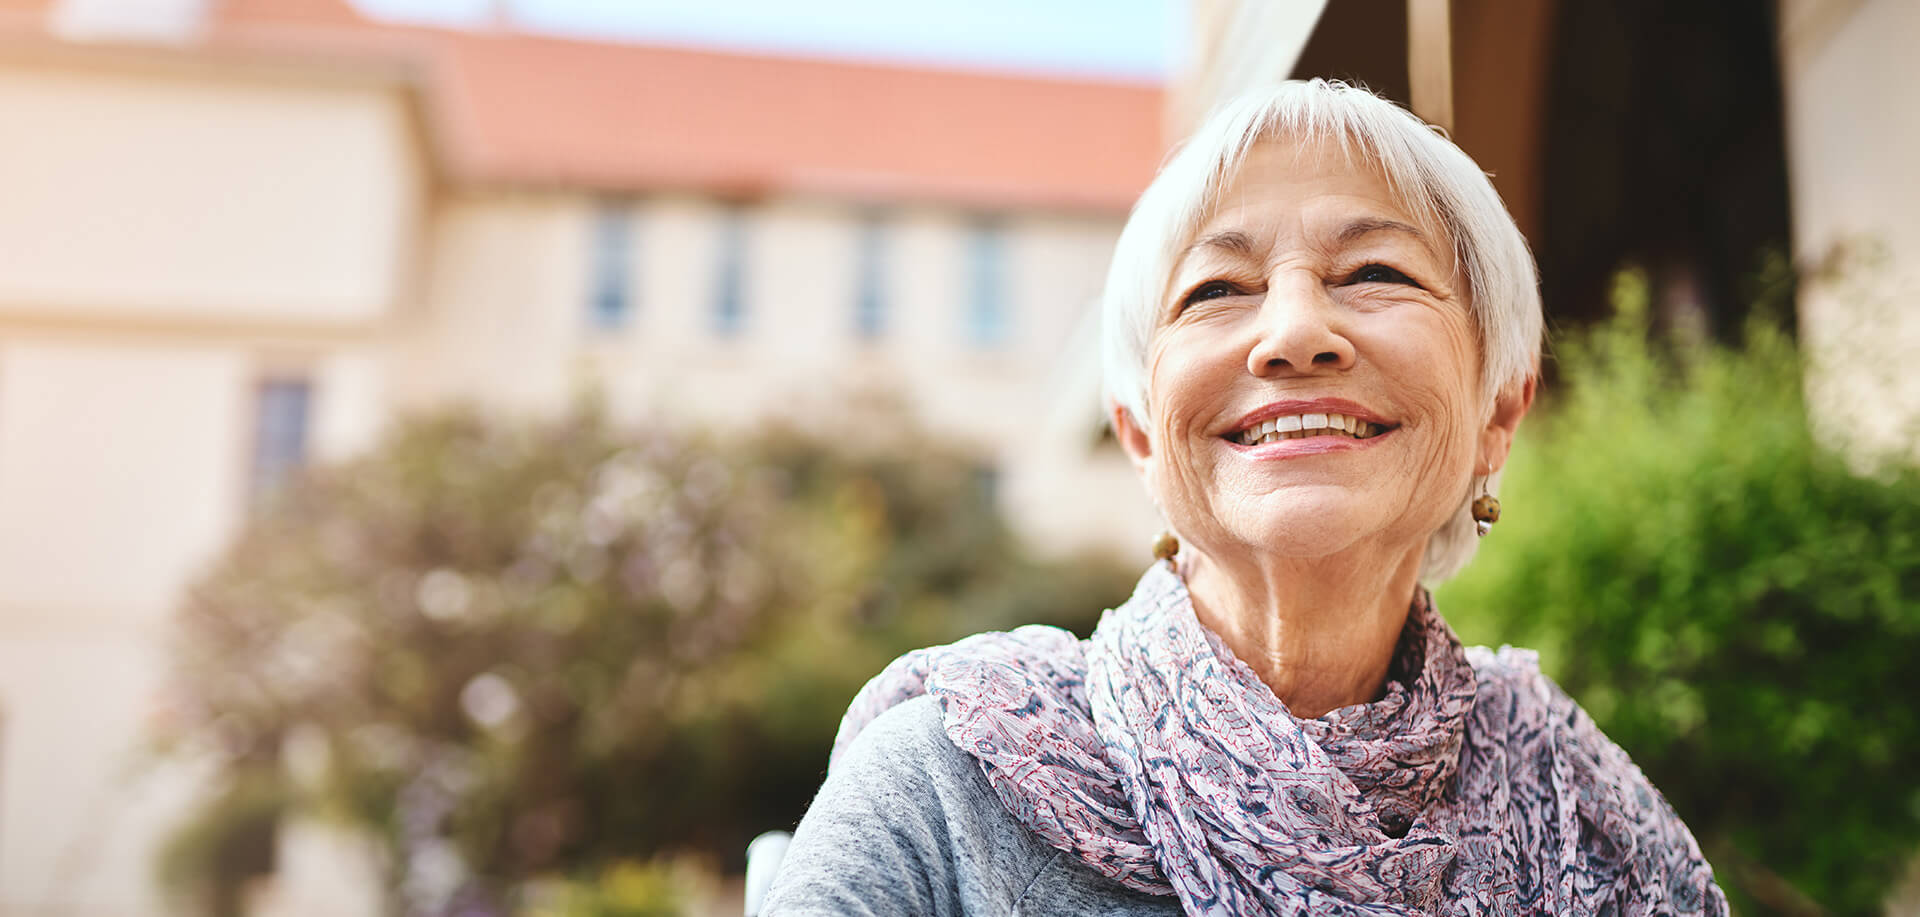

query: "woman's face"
left=1115, top=138, right=1524, bottom=567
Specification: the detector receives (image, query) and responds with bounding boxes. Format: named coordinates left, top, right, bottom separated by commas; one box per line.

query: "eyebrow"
left=1181, top=218, right=1429, bottom=266
left=1336, top=218, right=1428, bottom=245
left=1181, top=230, right=1261, bottom=262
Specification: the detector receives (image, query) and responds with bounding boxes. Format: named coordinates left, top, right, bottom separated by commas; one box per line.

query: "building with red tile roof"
left=0, top=5, right=1167, bottom=913
left=174, top=0, right=1165, bottom=209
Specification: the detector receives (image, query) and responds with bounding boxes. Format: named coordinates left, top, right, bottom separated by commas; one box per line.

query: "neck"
left=1179, top=542, right=1425, bottom=719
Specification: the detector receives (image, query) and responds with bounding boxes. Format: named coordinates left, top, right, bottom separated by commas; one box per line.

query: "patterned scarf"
left=833, top=561, right=1725, bottom=916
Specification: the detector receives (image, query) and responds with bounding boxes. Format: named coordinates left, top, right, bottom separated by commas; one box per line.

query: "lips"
left=1223, top=399, right=1399, bottom=446
left=1232, top=411, right=1385, bottom=445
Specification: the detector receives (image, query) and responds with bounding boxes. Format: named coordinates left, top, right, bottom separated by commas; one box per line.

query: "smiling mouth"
left=1228, top=412, right=1394, bottom=446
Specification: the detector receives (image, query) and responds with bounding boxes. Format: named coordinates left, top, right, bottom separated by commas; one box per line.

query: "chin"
left=1219, top=498, right=1378, bottom=559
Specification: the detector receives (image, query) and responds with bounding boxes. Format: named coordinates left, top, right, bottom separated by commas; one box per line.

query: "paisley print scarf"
left=833, top=561, right=1725, bottom=916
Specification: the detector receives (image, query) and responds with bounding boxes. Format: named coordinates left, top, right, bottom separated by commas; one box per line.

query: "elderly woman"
left=762, top=80, right=1725, bottom=916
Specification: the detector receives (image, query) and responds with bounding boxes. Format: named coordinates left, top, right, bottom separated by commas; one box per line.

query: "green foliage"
left=1439, top=269, right=1920, bottom=914
left=159, top=401, right=1135, bottom=913
left=155, top=768, right=285, bottom=917
left=518, top=859, right=710, bottom=917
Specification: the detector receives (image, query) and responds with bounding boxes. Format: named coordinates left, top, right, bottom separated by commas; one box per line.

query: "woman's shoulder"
left=771, top=693, right=1178, bottom=916
left=1461, top=642, right=1550, bottom=696
left=840, top=693, right=974, bottom=783
left=1460, top=644, right=1727, bottom=914
left=1461, top=644, right=1647, bottom=776
left=1461, top=643, right=1617, bottom=759
left=1460, top=642, right=1673, bottom=817
left=834, top=624, right=1089, bottom=764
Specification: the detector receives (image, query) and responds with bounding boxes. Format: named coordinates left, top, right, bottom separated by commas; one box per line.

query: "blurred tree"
left=157, top=398, right=1136, bottom=915
left=1439, top=269, right=1920, bottom=915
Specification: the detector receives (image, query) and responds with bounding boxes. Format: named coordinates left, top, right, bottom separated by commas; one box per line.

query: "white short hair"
left=1100, top=80, right=1543, bottom=583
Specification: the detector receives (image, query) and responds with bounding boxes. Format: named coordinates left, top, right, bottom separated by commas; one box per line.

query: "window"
left=588, top=202, right=634, bottom=330
left=970, top=461, right=1000, bottom=507
left=854, top=214, right=888, bottom=340
left=712, top=206, right=747, bottom=338
left=965, top=220, right=1008, bottom=347
left=249, top=377, right=311, bottom=508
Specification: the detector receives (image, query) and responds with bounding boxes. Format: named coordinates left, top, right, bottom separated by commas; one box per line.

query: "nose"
left=1246, top=273, right=1356, bottom=377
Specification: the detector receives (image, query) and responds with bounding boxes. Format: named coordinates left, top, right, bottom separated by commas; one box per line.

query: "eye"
left=1345, top=264, right=1420, bottom=287
left=1180, top=280, right=1241, bottom=307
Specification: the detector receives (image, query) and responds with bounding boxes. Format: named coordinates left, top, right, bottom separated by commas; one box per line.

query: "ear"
left=1110, top=401, right=1154, bottom=477
left=1477, top=374, right=1537, bottom=474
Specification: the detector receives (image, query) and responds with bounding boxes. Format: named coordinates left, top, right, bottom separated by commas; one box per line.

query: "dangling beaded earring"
left=1152, top=530, right=1180, bottom=563
left=1471, top=475, right=1501, bottom=537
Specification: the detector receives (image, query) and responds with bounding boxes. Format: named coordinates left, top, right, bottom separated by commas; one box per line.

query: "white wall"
left=0, top=341, right=250, bottom=625
left=1780, top=0, right=1920, bottom=460
left=398, top=191, right=587, bottom=416
left=0, top=61, right=420, bottom=323
left=0, top=325, right=397, bottom=917
left=0, top=340, right=243, bottom=914
left=0, top=58, right=416, bottom=916
left=501, top=193, right=1167, bottom=558
left=403, top=189, right=1163, bottom=558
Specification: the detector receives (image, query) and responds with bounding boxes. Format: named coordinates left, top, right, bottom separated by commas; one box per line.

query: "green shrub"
left=518, top=858, right=707, bottom=917
left=1439, top=270, right=1920, bottom=914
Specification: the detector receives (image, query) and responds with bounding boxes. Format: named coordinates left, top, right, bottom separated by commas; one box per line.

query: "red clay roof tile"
left=214, top=0, right=1167, bottom=211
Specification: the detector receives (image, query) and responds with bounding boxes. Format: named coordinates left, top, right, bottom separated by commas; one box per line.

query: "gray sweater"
left=762, top=694, right=1179, bottom=915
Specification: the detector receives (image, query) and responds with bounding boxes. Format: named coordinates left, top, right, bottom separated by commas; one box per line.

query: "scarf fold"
left=833, top=562, right=1724, bottom=916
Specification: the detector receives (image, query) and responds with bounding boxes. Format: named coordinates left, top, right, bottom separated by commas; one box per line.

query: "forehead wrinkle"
left=1180, top=229, right=1265, bottom=266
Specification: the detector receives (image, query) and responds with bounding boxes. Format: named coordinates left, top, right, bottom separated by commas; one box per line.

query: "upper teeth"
left=1234, top=412, right=1383, bottom=445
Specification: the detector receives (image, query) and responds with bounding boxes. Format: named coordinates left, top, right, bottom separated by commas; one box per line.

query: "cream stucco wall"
left=1779, top=0, right=1920, bottom=460
left=0, top=55, right=418, bottom=916
left=0, top=341, right=398, bottom=917
left=397, top=191, right=586, bottom=416
left=0, top=339, right=307, bottom=915
left=0, top=57, right=421, bottom=323
left=0, top=341, right=248, bottom=915
left=410, top=191, right=1163, bottom=559
left=0, top=341, right=250, bottom=624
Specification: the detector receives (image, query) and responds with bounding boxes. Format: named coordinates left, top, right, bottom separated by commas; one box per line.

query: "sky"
left=346, top=0, right=1184, bottom=83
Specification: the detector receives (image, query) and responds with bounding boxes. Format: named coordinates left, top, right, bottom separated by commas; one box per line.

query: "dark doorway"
left=1291, top=0, right=1795, bottom=341
left=1537, top=0, right=1794, bottom=338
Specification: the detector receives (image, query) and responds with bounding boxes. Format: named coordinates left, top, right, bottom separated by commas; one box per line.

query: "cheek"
left=1373, top=317, right=1483, bottom=455
left=1142, top=336, right=1232, bottom=514
left=1145, top=334, right=1220, bottom=445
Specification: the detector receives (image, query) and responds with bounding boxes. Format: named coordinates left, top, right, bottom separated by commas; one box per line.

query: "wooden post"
left=1407, top=0, right=1455, bottom=132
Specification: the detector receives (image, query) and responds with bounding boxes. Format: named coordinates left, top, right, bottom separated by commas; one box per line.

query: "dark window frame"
left=854, top=212, right=890, bottom=341
left=248, top=376, right=312, bottom=509
left=712, top=206, right=748, bottom=338
left=588, top=201, right=636, bottom=331
left=965, top=219, right=1009, bottom=348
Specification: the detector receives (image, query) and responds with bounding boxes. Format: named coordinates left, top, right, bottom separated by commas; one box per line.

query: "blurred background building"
left=0, top=0, right=1165, bottom=912
left=2, top=0, right=1917, bottom=913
